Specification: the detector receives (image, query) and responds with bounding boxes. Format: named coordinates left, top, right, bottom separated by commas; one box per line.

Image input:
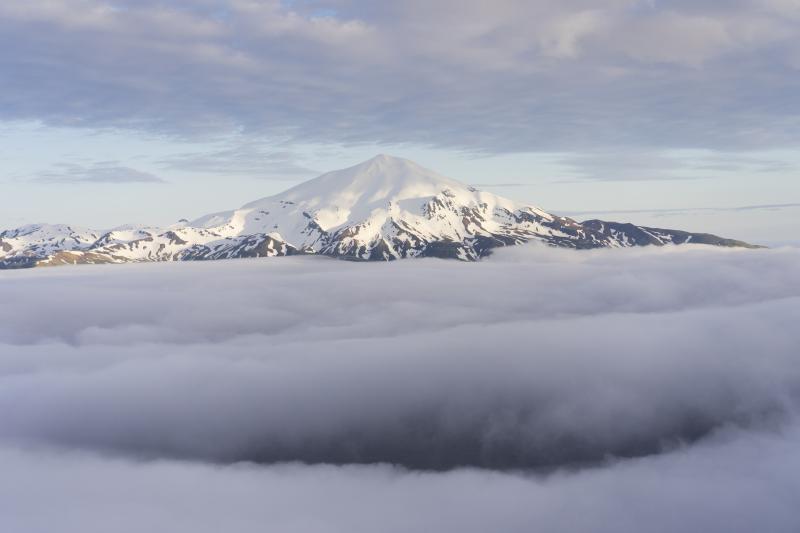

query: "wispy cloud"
left=471, top=182, right=530, bottom=188
left=34, top=162, right=167, bottom=184
left=158, top=141, right=318, bottom=179
left=556, top=150, right=799, bottom=182
left=559, top=203, right=800, bottom=218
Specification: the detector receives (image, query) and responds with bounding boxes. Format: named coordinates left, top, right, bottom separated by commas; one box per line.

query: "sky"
left=1, top=244, right=800, bottom=531
left=1, top=0, right=800, bottom=245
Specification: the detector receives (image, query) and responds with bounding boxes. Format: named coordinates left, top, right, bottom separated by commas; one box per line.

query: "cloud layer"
left=2, top=0, right=800, bottom=152
left=0, top=245, right=799, bottom=465
left=1, top=245, right=799, bottom=530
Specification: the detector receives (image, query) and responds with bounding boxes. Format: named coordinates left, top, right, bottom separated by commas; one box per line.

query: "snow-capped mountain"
left=0, top=155, right=757, bottom=268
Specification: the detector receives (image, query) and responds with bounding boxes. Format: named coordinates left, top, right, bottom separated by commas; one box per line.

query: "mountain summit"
left=0, top=155, right=757, bottom=268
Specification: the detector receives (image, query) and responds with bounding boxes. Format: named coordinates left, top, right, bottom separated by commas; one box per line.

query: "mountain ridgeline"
left=0, top=155, right=758, bottom=269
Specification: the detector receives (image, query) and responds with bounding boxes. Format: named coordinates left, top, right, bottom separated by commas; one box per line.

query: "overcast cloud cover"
left=1, top=0, right=798, bottom=241
left=1, top=245, right=799, bottom=531
left=2, top=0, right=800, bottom=152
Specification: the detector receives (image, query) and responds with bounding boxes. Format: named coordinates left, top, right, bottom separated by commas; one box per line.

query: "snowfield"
left=1, top=244, right=799, bottom=532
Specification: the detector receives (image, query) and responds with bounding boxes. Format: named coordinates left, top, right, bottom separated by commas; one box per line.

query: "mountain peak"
left=345, top=153, right=442, bottom=179
left=356, top=153, right=423, bottom=170
left=263, top=155, right=469, bottom=210
left=366, top=153, right=398, bottom=163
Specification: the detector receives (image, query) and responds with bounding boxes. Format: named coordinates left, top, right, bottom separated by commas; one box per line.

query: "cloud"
left=1, top=246, right=799, bottom=468
left=471, top=182, right=530, bottom=188
left=556, top=150, right=798, bottom=182
left=158, top=140, right=319, bottom=179
left=2, top=1, right=800, bottom=152
left=0, top=422, right=799, bottom=533
left=0, top=245, right=799, bottom=530
left=34, top=162, right=167, bottom=183
left=560, top=202, right=800, bottom=218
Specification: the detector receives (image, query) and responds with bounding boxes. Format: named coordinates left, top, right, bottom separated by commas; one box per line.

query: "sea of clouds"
left=1, top=244, right=799, bottom=532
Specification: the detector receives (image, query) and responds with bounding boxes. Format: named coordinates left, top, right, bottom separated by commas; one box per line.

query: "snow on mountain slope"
left=189, top=154, right=566, bottom=260
left=0, top=155, right=758, bottom=269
